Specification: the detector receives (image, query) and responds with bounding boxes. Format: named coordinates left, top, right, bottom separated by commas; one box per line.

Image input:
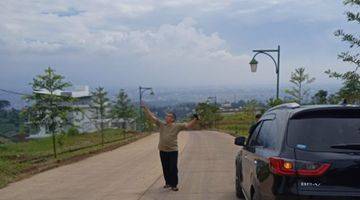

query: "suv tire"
left=252, top=189, right=261, bottom=200
left=235, top=176, right=244, bottom=198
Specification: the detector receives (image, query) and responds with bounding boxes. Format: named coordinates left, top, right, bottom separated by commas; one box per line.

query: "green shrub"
left=67, top=126, right=79, bottom=136
left=57, top=133, right=67, bottom=148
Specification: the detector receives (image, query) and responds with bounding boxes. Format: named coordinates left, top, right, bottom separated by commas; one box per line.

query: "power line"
left=0, top=88, right=30, bottom=96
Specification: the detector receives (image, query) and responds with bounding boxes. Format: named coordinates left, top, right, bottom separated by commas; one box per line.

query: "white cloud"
left=0, top=0, right=250, bottom=87
left=0, top=0, right=243, bottom=64
left=161, top=0, right=232, bottom=11
left=227, top=0, right=342, bottom=23
left=0, top=0, right=344, bottom=55
left=0, top=0, right=345, bottom=88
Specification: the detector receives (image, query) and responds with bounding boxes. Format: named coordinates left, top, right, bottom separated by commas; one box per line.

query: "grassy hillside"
left=217, top=112, right=256, bottom=137
left=0, top=129, right=150, bottom=188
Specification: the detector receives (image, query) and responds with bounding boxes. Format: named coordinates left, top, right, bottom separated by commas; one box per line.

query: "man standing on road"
left=247, top=113, right=262, bottom=145
left=141, top=102, right=199, bottom=191
left=248, top=113, right=262, bottom=135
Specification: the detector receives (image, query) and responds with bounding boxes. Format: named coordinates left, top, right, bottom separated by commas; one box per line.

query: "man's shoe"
left=171, top=187, right=179, bottom=191
left=163, top=185, right=170, bottom=189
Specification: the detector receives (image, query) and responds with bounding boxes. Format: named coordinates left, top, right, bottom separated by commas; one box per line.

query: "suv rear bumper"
left=298, top=190, right=360, bottom=198
left=273, top=195, right=360, bottom=200
left=297, top=197, right=360, bottom=200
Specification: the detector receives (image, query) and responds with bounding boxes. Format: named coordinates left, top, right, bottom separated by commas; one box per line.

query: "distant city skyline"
left=0, top=1, right=354, bottom=92
left=1, top=83, right=342, bottom=109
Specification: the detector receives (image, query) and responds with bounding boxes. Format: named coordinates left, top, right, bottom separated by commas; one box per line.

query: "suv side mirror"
left=234, top=136, right=246, bottom=146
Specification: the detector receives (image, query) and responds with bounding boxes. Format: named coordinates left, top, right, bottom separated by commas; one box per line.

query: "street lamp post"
left=249, top=45, right=280, bottom=99
left=138, top=86, right=154, bottom=132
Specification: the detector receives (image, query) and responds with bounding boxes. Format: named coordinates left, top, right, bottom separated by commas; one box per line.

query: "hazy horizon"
left=1, top=83, right=342, bottom=109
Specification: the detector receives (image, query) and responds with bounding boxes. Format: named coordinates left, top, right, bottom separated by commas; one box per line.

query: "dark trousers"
left=159, top=151, right=178, bottom=187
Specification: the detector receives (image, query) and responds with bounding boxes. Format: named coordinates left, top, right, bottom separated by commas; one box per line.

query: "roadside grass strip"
left=0, top=129, right=151, bottom=188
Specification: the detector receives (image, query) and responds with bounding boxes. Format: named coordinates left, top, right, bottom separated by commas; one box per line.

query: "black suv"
left=234, top=103, right=360, bottom=200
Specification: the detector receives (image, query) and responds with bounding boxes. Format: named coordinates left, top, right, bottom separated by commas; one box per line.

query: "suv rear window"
left=287, top=118, right=360, bottom=152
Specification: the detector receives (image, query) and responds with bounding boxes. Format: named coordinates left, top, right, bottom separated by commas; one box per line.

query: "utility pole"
left=138, top=86, right=154, bottom=132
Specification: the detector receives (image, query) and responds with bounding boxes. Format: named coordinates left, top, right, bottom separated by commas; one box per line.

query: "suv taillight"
left=269, top=157, right=331, bottom=177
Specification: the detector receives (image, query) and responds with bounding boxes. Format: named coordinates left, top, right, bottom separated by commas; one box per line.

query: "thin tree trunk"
left=100, top=105, right=104, bottom=147
left=51, top=129, right=57, bottom=158
left=299, top=82, right=302, bottom=104
left=49, top=90, right=57, bottom=158
left=123, top=121, right=126, bottom=139
left=101, top=122, right=104, bottom=147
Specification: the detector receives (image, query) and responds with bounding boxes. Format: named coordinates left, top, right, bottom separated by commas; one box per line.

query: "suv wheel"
left=251, top=189, right=260, bottom=200
left=235, top=176, right=244, bottom=198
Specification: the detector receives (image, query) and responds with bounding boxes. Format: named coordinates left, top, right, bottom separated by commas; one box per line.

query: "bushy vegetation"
left=216, top=100, right=263, bottom=136
left=195, top=102, right=222, bottom=129
left=0, top=100, right=22, bottom=138
left=217, top=112, right=257, bottom=137
left=67, top=126, right=80, bottom=136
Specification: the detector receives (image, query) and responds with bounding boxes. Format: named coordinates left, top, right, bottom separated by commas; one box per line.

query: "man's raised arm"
left=185, top=114, right=200, bottom=129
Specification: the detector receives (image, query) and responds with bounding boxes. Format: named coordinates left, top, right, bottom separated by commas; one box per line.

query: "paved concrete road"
left=0, top=131, right=241, bottom=200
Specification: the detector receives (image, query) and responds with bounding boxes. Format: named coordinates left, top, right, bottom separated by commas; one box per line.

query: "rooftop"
left=34, top=86, right=91, bottom=98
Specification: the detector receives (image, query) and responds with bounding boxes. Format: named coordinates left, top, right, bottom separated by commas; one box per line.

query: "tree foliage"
left=328, top=94, right=342, bottom=104
left=23, top=67, right=75, bottom=158
left=90, top=87, right=109, bottom=146
left=285, top=67, right=315, bottom=104
left=311, top=90, right=328, bottom=104
left=243, top=99, right=265, bottom=118
left=326, top=0, right=360, bottom=104
left=326, top=70, right=360, bottom=103
left=195, top=102, right=222, bottom=128
left=266, top=98, right=284, bottom=108
left=0, top=100, right=22, bottom=137
left=111, top=89, right=135, bottom=129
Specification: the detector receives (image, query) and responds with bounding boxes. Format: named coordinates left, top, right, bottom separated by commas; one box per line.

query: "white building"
left=219, top=101, right=242, bottom=114
left=28, top=86, right=98, bottom=138
left=28, top=85, right=136, bottom=139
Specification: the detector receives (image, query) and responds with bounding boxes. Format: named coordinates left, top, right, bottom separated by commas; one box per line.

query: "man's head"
left=165, top=112, right=176, bottom=124
left=255, top=113, right=262, bottom=121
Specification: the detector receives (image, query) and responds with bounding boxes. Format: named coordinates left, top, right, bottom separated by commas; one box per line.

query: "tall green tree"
left=312, top=90, right=328, bottom=104
left=111, top=89, right=135, bottom=131
left=90, top=87, right=109, bottom=147
left=285, top=67, right=315, bottom=104
left=326, top=0, right=360, bottom=104
left=24, top=67, right=74, bottom=158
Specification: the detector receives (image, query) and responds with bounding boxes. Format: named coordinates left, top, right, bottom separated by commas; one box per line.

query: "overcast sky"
left=0, top=0, right=357, bottom=91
